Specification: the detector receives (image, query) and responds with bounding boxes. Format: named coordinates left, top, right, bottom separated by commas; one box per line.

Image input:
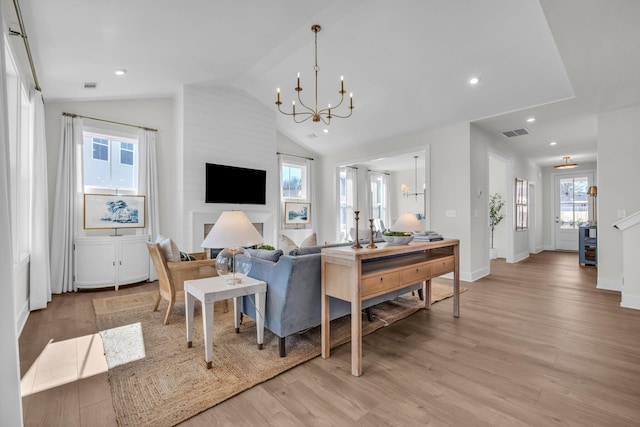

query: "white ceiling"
left=6, top=0, right=640, bottom=170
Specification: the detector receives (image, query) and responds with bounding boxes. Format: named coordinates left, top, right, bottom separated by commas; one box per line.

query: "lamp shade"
left=390, top=213, right=424, bottom=233
left=588, top=185, right=598, bottom=197
left=201, top=211, right=263, bottom=249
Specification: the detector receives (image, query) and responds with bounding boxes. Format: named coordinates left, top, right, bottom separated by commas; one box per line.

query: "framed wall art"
left=84, top=194, right=146, bottom=229
left=284, top=202, right=311, bottom=225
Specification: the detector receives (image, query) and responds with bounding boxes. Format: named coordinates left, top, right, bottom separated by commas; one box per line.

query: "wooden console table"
left=320, top=239, right=460, bottom=376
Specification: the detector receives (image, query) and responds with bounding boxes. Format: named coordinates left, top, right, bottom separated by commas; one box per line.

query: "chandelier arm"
left=296, top=90, right=316, bottom=115
left=294, top=114, right=314, bottom=124
left=327, top=109, right=353, bottom=119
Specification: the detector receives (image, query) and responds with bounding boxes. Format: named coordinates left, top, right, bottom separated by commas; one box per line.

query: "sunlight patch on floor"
left=20, top=333, right=108, bottom=397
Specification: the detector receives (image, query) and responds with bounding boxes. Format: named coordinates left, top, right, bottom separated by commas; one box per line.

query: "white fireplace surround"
left=191, top=210, right=274, bottom=251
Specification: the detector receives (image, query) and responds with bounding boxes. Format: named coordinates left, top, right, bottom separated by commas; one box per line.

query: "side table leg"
left=256, top=291, right=265, bottom=350
left=186, top=291, right=194, bottom=348
left=203, top=300, right=214, bottom=369
left=234, top=296, right=241, bottom=333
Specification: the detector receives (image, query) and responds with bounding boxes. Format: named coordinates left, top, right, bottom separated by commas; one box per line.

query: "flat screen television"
left=205, top=163, right=266, bottom=205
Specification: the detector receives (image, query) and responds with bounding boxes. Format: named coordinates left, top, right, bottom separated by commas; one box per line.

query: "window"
left=83, top=131, right=139, bottom=191
left=515, top=178, right=528, bottom=231
left=120, top=142, right=134, bottom=165
left=281, top=161, right=307, bottom=199
left=5, top=39, right=33, bottom=264
left=92, top=138, right=109, bottom=161
left=559, top=176, right=589, bottom=229
left=339, top=166, right=358, bottom=241
left=369, top=171, right=390, bottom=230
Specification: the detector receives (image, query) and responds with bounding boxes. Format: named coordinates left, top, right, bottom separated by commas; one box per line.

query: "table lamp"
left=391, top=212, right=424, bottom=233
left=201, top=211, right=263, bottom=285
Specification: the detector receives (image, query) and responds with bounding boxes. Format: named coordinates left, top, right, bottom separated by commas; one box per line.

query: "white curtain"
left=0, top=14, right=24, bottom=423
left=50, top=115, right=83, bottom=293
left=29, top=90, right=51, bottom=309
left=139, top=128, right=159, bottom=280
left=343, top=166, right=358, bottom=241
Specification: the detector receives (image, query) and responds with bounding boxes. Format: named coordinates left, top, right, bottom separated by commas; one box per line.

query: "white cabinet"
left=74, top=235, right=149, bottom=290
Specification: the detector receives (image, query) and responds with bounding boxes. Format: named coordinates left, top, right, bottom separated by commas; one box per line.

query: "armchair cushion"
left=156, top=235, right=180, bottom=261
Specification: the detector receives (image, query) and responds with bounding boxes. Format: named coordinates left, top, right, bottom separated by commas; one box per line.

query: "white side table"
left=185, top=274, right=267, bottom=369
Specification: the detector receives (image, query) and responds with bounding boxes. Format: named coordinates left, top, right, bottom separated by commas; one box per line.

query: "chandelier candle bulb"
left=341, top=76, right=344, bottom=93
left=297, top=72, right=300, bottom=90
left=277, top=88, right=280, bottom=104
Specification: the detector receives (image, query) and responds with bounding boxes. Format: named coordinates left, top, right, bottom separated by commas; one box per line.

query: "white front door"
left=554, top=173, right=593, bottom=250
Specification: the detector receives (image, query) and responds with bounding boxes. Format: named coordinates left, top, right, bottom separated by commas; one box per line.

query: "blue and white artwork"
left=284, top=202, right=311, bottom=225
left=84, top=194, right=146, bottom=229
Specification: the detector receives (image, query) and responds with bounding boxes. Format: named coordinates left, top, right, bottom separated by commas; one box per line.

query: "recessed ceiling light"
left=323, top=129, right=329, bottom=133
left=468, top=76, right=480, bottom=85
left=527, top=117, right=536, bottom=123
left=114, top=69, right=127, bottom=76
left=549, top=141, right=557, bottom=146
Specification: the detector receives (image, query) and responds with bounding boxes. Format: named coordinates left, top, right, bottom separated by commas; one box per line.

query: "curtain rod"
left=9, top=0, right=40, bottom=91
left=368, top=169, right=390, bottom=175
left=276, top=151, right=314, bottom=161
left=62, top=112, right=158, bottom=132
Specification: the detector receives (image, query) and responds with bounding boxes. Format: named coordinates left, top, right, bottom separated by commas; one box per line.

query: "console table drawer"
left=400, top=263, right=431, bottom=284
left=431, top=256, right=455, bottom=276
left=362, top=271, right=400, bottom=298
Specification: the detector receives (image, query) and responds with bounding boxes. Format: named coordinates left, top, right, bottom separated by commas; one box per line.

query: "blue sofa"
left=239, top=243, right=423, bottom=357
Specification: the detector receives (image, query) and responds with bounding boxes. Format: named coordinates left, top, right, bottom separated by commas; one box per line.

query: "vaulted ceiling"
left=5, top=0, right=640, bottom=169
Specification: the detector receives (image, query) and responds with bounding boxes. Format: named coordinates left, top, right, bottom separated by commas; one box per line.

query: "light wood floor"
left=20, top=251, right=640, bottom=426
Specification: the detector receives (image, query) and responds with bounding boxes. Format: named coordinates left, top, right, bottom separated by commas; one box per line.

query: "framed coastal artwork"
left=84, top=194, right=146, bottom=229
left=284, top=202, right=311, bottom=225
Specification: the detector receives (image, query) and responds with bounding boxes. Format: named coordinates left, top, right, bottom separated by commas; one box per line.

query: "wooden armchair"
left=147, top=243, right=222, bottom=324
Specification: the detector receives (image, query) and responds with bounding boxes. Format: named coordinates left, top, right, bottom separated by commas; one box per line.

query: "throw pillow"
left=281, top=234, right=298, bottom=254
left=156, top=234, right=181, bottom=262
left=301, top=232, right=317, bottom=247
left=247, top=248, right=283, bottom=262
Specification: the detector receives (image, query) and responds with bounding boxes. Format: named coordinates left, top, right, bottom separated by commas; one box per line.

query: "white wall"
left=317, top=122, right=475, bottom=279
left=44, top=98, right=176, bottom=239
left=179, top=85, right=278, bottom=251
left=597, top=104, right=640, bottom=306
left=489, top=155, right=507, bottom=256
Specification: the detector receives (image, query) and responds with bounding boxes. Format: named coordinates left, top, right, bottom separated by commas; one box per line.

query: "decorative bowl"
left=382, top=234, right=414, bottom=245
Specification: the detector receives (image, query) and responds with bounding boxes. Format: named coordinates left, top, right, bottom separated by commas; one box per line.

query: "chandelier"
left=401, top=156, right=425, bottom=200
left=554, top=156, right=578, bottom=169
left=275, top=24, right=353, bottom=125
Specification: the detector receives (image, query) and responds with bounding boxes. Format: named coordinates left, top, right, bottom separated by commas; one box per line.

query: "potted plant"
left=489, top=193, right=505, bottom=259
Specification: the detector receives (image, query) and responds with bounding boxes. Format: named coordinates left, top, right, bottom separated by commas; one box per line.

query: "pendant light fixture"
left=275, top=24, right=354, bottom=125
left=401, top=156, right=425, bottom=200
left=554, top=156, right=578, bottom=169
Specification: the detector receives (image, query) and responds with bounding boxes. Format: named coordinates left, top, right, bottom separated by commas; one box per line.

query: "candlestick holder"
left=367, top=219, right=377, bottom=249
left=351, top=211, right=362, bottom=249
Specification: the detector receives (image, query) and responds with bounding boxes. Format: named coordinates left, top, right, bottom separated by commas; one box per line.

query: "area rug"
left=93, top=281, right=466, bottom=427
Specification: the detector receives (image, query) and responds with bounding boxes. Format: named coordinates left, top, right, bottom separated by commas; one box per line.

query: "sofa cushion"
left=247, top=248, right=283, bottom=262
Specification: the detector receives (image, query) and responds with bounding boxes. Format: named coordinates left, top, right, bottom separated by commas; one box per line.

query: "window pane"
left=83, top=133, right=138, bottom=190
left=282, top=164, right=303, bottom=198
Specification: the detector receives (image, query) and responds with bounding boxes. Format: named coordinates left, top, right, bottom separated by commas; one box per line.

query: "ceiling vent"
left=83, top=82, right=98, bottom=89
left=501, top=128, right=530, bottom=138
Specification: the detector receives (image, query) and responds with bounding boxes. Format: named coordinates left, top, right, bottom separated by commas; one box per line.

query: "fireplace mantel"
left=191, top=210, right=274, bottom=251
